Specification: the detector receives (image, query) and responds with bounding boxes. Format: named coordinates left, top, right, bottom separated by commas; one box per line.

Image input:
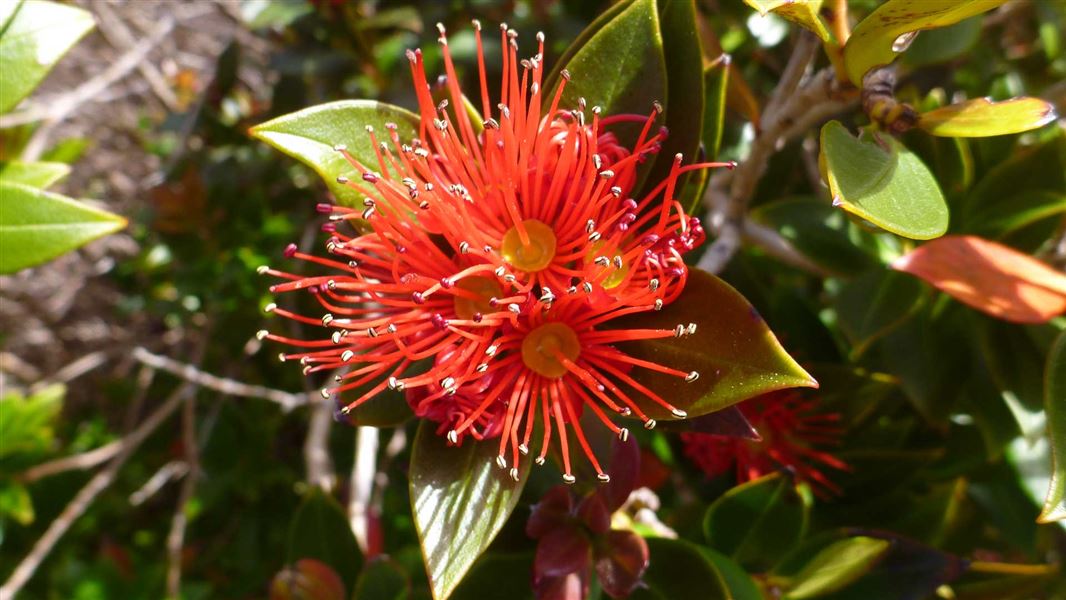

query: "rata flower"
left=259, top=21, right=732, bottom=480
left=681, top=391, right=848, bottom=494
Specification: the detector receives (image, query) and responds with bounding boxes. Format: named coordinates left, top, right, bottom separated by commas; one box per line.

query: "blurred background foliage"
left=0, top=0, right=1064, bottom=599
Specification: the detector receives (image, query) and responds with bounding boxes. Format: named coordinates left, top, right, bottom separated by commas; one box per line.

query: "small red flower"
left=681, top=391, right=848, bottom=494
left=260, top=22, right=732, bottom=480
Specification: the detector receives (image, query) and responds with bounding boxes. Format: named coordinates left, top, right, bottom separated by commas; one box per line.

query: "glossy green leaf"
left=250, top=100, right=420, bottom=208
left=963, top=134, right=1065, bottom=219
left=702, top=57, right=730, bottom=164
left=650, top=0, right=703, bottom=200
left=552, top=0, right=665, bottom=146
left=0, top=0, right=95, bottom=113
left=0, top=181, right=127, bottom=274
left=833, top=267, right=927, bottom=357
left=743, top=0, right=831, bottom=42
left=703, top=472, right=811, bottom=570
left=843, top=0, right=1007, bottom=85
left=962, top=190, right=1066, bottom=239
left=820, top=120, right=948, bottom=240
left=542, top=0, right=636, bottom=95
left=286, top=489, right=363, bottom=592
left=630, top=538, right=730, bottom=600
left=0, top=383, right=63, bottom=461
left=0, top=1, right=23, bottom=32
left=616, top=269, right=817, bottom=420
left=919, top=97, right=1057, bottom=138
left=701, top=548, right=763, bottom=600
left=410, top=422, right=531, bottom=600
left=750, top=197, right=881, bottom=276
left=783, top=537, right=891, bottom=599
left=902, top=16, right=983, bottom=67
left=1038, top=330, right=1066, bottom=523
left=352, top=557, right=410, bottom=600
left=0, top=160, right=70, bottom=188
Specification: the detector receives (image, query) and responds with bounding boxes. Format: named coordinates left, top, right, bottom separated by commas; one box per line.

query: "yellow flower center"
left=453, top=276, right=503, bottom=319
left=501, top=219, right=556, bottom=273
left=586, top=242, right=630, bottom=289
left=521, top=322, right=580, bottom=378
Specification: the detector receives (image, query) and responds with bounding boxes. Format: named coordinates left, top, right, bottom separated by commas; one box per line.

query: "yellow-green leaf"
left=0, top=0, right=95, bottom=113
left=0, top=160, right=70, bottom=189
left=820, top=120, right=948, bottom=240
left=0, top=181, right=126, bottom=274
left=1038, top=331, right=1066, bottom=523
left=843, top=0, right=1007, bottom=85
left=250, top=100, right=420, bottom=208
left=918, top=97, right=1057, bottom=138
left=784, top=537, right=891, bottom=599
left=743, top=0, right=831, bottom=42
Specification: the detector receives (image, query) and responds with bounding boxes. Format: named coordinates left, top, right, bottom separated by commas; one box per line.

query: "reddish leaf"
left=528, top=486, right=575, bottom=539
left=594, top=530, right=650, bottom=598
left=535, top=570, right=588, bottom=600
left=891, top=235, right=1066, bottom=324
left=535, top=529, right=592, bottom=579
left=598, top=436, right=641, bottom=513
left=576, top=494, right=612, bottom=536
left=269, top=559, right=346, bottom=600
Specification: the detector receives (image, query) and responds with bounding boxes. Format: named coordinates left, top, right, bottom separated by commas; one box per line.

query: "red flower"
left=681, top=391, right=848, bottom=494
left=259, top=22, right=732, bottom=480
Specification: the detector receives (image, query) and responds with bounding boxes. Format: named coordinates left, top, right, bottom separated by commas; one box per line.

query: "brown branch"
left=166, top=394, right=200, bottom=598
left=132, top=347, right=306, bottom=411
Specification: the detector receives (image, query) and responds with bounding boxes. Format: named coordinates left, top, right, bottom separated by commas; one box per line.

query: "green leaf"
left=843, top=0, right=1007, bottom=85
left=0, top=383, right=63, bottom=462
left=750, top=197, right=881, bottom=277
left=902, top=16, right=983, bottom=67
left=286, top=489, right=364, bottom=593
left=701, top=548, right=763, bottom=600
left=650, top=0, right=704, bottom=201
left=630, top=538, right=730, bottom=600
left=702, top=57, right=730, bottom=164
left=782, top=537, right=891, bottom=599
left=240, top=0, right=313, bottom=29
left=743, top=0, right=831, bottom=42
left=542, top=0, right=637, bottom=104
left=1038, top=330, right=1066, bottom=523
left=352, top=557, right=410, bottom=600
left=409, top=422, right=531, bottom=600
left=0, top=160, right=70, bottom=188
left=833, top=267, right=927, bottom=357
left=820, top=120, right=948, bottom=240
left=0, top=480, right=34, bottom=525
left=615, top=269, right=817, bottom=420
left=0, top=181, right=126, bottom=274
left=0, top=0, right=95, bottom=113
left=250, top=100, right=420, bottom=208
left=449, top=554, right=534, bottom=600
left=918, top=97, right=1057, bottom=138
left=703, top=473, right=811, bottom=570
left=961, top=190, right=1066, bottom=240
left=551, top=0, right=666, bottom=147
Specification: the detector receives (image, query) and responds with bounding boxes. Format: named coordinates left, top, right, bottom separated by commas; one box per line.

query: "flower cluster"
left=681, top=391, right=848, bottom=494
left=259, top=22, right=731, bottom=483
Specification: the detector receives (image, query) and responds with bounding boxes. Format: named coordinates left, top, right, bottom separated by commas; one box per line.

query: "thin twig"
left=132, top=347, right=306, bottom=411
left=349, top=426, right=379, bottom=552
left=29, top=351, right=110, bottom=394
left=166, top=394, right=199, bottom=598
left=304, top=396, right=336, bottom=492
left=21, top=366, right=157, bottom=484
left=93, top=1, right=181, bottom=112
left=11, top=16, right=175, bottom=159
left=0, top=382, right=196, bottom=599
left=699, top=63, right=853, bottom=274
